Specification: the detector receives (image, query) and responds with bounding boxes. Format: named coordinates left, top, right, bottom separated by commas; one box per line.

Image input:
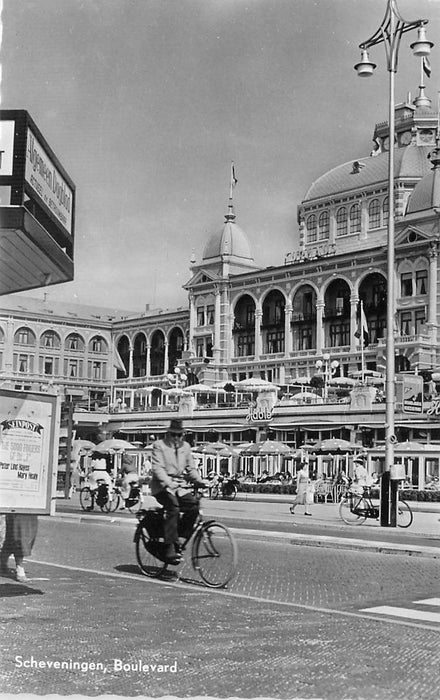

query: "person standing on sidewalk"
left=151, top=419, right=206, bottom=564
left=0, top=513, right=38, bottom=582
left=290, top=462, right=313, bottom=516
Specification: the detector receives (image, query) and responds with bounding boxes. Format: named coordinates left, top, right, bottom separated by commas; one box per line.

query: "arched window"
left=349, top=203, right=361, bottom=234
left=65, top=333, right=85, bottom=352
left=383, top=196, right=389, bottom=224
left=14, top=327, right=36, bottom=346
left=40, top=330, right=61, bottom=349
left=336, top=207, right=347, bottom=237
left=368, top=199, right=380, bottom=229
left=306, top=214, right=317, bottom=243
left=318, top=211, right=329, bottom=241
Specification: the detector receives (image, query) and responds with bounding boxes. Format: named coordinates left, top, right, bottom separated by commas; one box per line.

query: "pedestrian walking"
left=290, top=462, right=313, bottom=516
left=0, top=513, right=38, bottom=582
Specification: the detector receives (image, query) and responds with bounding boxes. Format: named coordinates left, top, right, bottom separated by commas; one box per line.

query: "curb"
left=233, top=527, right=440, bottom=559
left=51, top=511, right=440, bottom=560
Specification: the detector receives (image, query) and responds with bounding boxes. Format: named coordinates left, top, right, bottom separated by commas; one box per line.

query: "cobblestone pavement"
left=1, top=517, right=440, bottom=699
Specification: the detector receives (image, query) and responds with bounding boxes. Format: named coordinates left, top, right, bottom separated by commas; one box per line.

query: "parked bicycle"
left=210, top=475, right=239, bottom=501
left=104, top=480, right=143, bottom=513
left=339, top=485, right=413, bottom=528
left=134, top=490, right=237, bottom=588
left=79, top=480, right=113, bottom=512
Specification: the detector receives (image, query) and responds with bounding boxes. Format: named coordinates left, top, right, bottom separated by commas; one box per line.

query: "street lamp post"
left=315, top=354, right=339, bottom=401
left=167, top=366, right=188, bottom=391
left=355, top=0, right=433, bottom=526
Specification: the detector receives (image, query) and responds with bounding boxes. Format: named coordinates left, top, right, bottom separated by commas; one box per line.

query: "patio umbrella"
left=71, top=439, right=96, bottom=457
left=193, top=441, right=238, bottom=456
left=95, top=438, right=139, bottom=453
left=234, top=378, right=280, bottom=392
left=187, top=384, right=216, bottom=393
left=394, top=441, right=426, bottom=451
left=72, top=439, right=96, bottom=451
left=307, top=438, right=359, bottom=453
left=328, top=377, right=356, bottom=387
left=242, top=440, right=291, bottom=455
left=289, top=391, right=323, bottom=403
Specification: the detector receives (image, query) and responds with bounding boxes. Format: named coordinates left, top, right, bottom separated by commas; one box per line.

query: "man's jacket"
left=150, top=438, right=202, bottom=496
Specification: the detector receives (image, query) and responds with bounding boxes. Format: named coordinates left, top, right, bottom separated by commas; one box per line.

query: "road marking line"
left=414, top=598, right=440, bottom=606
left=29, top=558, right=440, bottom=632
left=360, top=606, right=440, bottom=623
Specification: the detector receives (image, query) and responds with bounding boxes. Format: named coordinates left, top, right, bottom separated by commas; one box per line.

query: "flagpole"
left=360, top=300, right=365, bottom=385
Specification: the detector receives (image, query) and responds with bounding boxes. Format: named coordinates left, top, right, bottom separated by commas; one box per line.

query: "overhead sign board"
left=0, top=110, right=75, bottom=295
left=0, top=110, right=75, bottom=244
left=0, top=389, right=59, bottom=514
left=25, top=128, right=73, bottom=235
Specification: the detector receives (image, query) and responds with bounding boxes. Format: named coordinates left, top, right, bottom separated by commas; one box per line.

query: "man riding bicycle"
left=151, top=419, right=206, bottom=564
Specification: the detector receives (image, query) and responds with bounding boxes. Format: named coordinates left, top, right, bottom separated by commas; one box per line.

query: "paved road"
left=1, top=512, right=440, bottom=699
left=57, top=492, right=440, bottom=555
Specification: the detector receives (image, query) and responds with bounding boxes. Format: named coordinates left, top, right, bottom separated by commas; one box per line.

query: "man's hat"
left=353, top=455, right=366, bottom=463
left=168, top=418, right=184, bottom=435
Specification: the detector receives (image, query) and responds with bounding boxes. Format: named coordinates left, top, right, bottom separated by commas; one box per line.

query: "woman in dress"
left=289, top=463, right=312, bottom=516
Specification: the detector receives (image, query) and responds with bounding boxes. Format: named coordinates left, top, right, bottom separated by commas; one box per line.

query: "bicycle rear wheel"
left=192, top=522, right=237, bottom=588
left=397, top=499, right=413, bottom=529
left=127, top=492, right=143, bottom=513
left=223, top=485, right=237, bottom=501
left=135, top=529, right=168, bottom=578
left=339, top=495, right=367, bottom=525
left=79, top=487, right=92, bottom=511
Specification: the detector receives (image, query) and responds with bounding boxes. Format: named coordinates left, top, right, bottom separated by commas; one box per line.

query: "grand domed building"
left=2, top=81, right=440, bottom=485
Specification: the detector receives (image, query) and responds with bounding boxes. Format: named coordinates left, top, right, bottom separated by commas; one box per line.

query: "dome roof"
left=303, top=145, right=431, bottom=203
left=202, top=218, right=253, bottom=262
left=406, top=167, right=440, bottom=214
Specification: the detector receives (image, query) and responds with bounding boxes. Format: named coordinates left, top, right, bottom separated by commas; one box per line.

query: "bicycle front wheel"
left=79, top=487, right=92, bottom=511
left=339, top=495, right=367, bottom=525
left=135, top=529, right=168, bottom=578
left=104, top=492, right=120, bottom=512
left=397, top=499, right=413, bottom=529
left=192, top=522, right=237, bottom=588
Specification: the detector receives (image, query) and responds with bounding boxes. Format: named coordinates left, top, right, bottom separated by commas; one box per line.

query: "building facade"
left=1, top=83, right=440, bottom=455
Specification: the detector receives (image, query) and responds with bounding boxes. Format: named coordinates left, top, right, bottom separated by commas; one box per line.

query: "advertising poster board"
left=0, top=389, right=59, bottom=514
left=395, top=375, right=423, bottom=414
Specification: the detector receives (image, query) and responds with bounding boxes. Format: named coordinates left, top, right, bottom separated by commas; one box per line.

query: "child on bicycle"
left=150, top=419, right=206, bottom=564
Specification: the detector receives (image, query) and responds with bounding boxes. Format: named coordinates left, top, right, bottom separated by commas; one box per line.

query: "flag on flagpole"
left=354, top=302, right=369, bottom=346
left=113, top=348, right=126, bottom=374
left=423, top=56, right=432, bottom=79
left=231, top=162, right=238, bottom=189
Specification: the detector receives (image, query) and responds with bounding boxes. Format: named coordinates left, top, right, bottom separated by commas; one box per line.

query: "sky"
left=2, top=0, right=440, bottom=313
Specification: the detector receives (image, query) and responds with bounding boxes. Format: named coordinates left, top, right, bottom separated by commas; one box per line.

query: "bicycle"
left=105, top=481, right=144, bottom=513
left=79, top=480, right=114, bottom=512
left=339, top=485, right=413, bottom=528
left=210, top=476, right=238, bottom=501
left=134, top=491, right=237, bottom=588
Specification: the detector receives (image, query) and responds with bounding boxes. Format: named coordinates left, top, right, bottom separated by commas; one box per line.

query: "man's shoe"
left=15, top=565, right=27, bottom=582
left=163, top=544, right=182, bottom=565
